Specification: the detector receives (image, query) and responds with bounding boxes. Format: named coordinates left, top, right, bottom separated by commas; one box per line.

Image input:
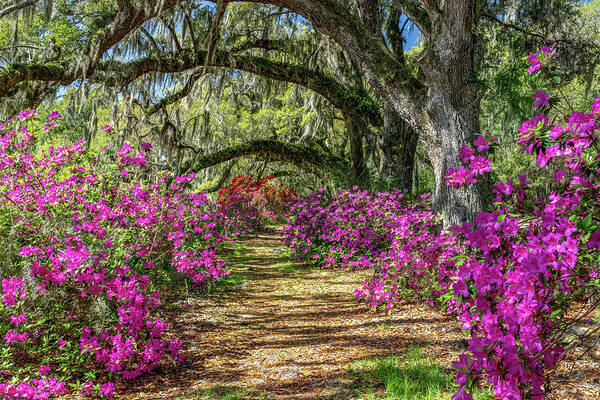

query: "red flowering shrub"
left=219, top=175, right=297, bottom=228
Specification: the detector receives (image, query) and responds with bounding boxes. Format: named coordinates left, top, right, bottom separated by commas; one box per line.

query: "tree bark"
left=354, top=0, right=382, bottom=38
left=416, top=0, right=487, bottom=225
left=346, top=119, right=367, bottom=185
left=379, top=99, right=418, bottom=195
left=353, top=0, right=418, bottom=197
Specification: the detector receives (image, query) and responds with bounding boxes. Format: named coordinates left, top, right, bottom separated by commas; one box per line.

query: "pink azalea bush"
left=0, top=114, right=247, bottom=398
left=282, top=188, right=427, bottom=270
left=285, top=49, right=600, bottom=400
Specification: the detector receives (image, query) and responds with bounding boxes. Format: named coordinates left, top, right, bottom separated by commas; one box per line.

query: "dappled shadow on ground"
left=111, top=231, right=470, bottom=400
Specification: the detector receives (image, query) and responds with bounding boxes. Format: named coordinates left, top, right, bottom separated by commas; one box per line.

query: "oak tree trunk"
left=346, top=119, right=367, bottom=184
left=379, top=99, right=419, bottom=195
left=416, top=0, right=488, bottom=225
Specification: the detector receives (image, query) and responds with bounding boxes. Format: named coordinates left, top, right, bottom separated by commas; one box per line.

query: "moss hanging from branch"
left=0, top=47, right=382, bottom=133
left=182, top=139, right=361, bottom=186
left=112, top=48, right=382, bottom=130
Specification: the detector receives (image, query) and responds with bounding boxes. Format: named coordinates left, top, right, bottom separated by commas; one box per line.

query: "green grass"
left=175, top=386, right=273, bottom=400
left=271, top=250, right=319, bottom=274
left=346, top=348, right=493, bottom=400
left=216, top=271, right=249, bottom=285
left=221, top=241, right=255, bottom=263
left=217, top=241, right=254, bottom=285
left=274, top=263, right=295, bottom=273
left=274, top=261, right=319, bottom=274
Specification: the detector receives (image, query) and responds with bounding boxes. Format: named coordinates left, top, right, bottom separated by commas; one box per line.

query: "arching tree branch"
left=385, top=4, right=406, bottom=63
left=0, top=0, right=187, bottom=96
left=123, top=50, right=381, bottom=129
left=161, top=17, right=182, bottom=52
left=221, top=0, right=423, bottom=90
left=0, top=0, right=39, bottom=19
left=142, top=51, right=381, bottom=130
left=1, top=47, right=382, bottom=130
left=393, top=0, right=431, bottom=37
left=2, top=0, right=427, bottom=146
left=182, top=139, right=354, bottom=184
left=482, top=12, right=547, bottom=41
left=229, top=38, right=293, bottom=53
left=139, top=26, right=162, bottom=54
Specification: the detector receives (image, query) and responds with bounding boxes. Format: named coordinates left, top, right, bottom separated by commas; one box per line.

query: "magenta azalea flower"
left=493, top=179, right=515, bottom=202
left=82, top=381, right=94, bottom=394
left=39, top=364, right=51, bottom=376
left=47, top=111, right=62, bottom=121
left=17, top=109, right=38, bottom=121
left=452, top=388, right=474, bottom=400
left=587, top=231, right=600, bottom=250
left=99, top=382, right=115, bottom=398
left=5, top=330, right=28, bottom=344
left=473, top=135, right=489, bottom=152
left=527, top=47, right=556, bottom=74
left=554, top=169, right=566, bottom=183
left=445, top=167, right=477, bottom=189
left=527, top=53, right=542, bottom=74
left=9, top=314, right=27, bottom=325
left=468, top=156, right=492, bottom=175
left=532, top=90, right=549, bottom=108
left=458, top=145, right=475, bottom=162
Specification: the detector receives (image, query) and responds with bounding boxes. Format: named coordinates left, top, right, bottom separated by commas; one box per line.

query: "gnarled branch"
left=0, top=0, right=187, bottom=96
left=182, top=139, right=353, bottom=184
left=1, top=46, right=382, bottom=131
left=118, top=49, right=382, bottom=129
left=393, top=0, right=431, bottom=36
left=0, top=0, right=39, bottom=19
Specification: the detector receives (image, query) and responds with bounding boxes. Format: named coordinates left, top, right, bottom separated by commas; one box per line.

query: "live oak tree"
left=0, top=0, right=594, bottom=224
left=228, top=0, right=491, bottom=225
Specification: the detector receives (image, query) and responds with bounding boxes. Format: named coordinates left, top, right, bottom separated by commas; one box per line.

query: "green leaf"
left=550, top=309, right=564, bottom=322
left=582, top=213, right=593, bottom=230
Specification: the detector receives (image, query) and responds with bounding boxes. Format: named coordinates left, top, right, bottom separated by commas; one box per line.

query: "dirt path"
left=115, top=231, right=470, bottom=400
left=111, top=231, right=600, bottom=400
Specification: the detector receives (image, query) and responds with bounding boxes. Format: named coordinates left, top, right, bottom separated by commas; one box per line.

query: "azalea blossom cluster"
left=526, top=46, right=556, bottom=74
left=365, top=53, right=598, bottom=400
left=370, top=52, right=599, bottom=399
left=285, top=49, right=599, bottom=400
left=282, top=188, right=419, bottom=270
left=445, top=132, right=497, bottom=189
left=0, top=114, right=246, bottom=398
left=442, top=89, right=599, bottom=399
left=354, top=198, right=457, bottom=313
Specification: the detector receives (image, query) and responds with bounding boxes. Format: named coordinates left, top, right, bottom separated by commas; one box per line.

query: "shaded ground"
left=111, top=231, right=600, bottom=400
